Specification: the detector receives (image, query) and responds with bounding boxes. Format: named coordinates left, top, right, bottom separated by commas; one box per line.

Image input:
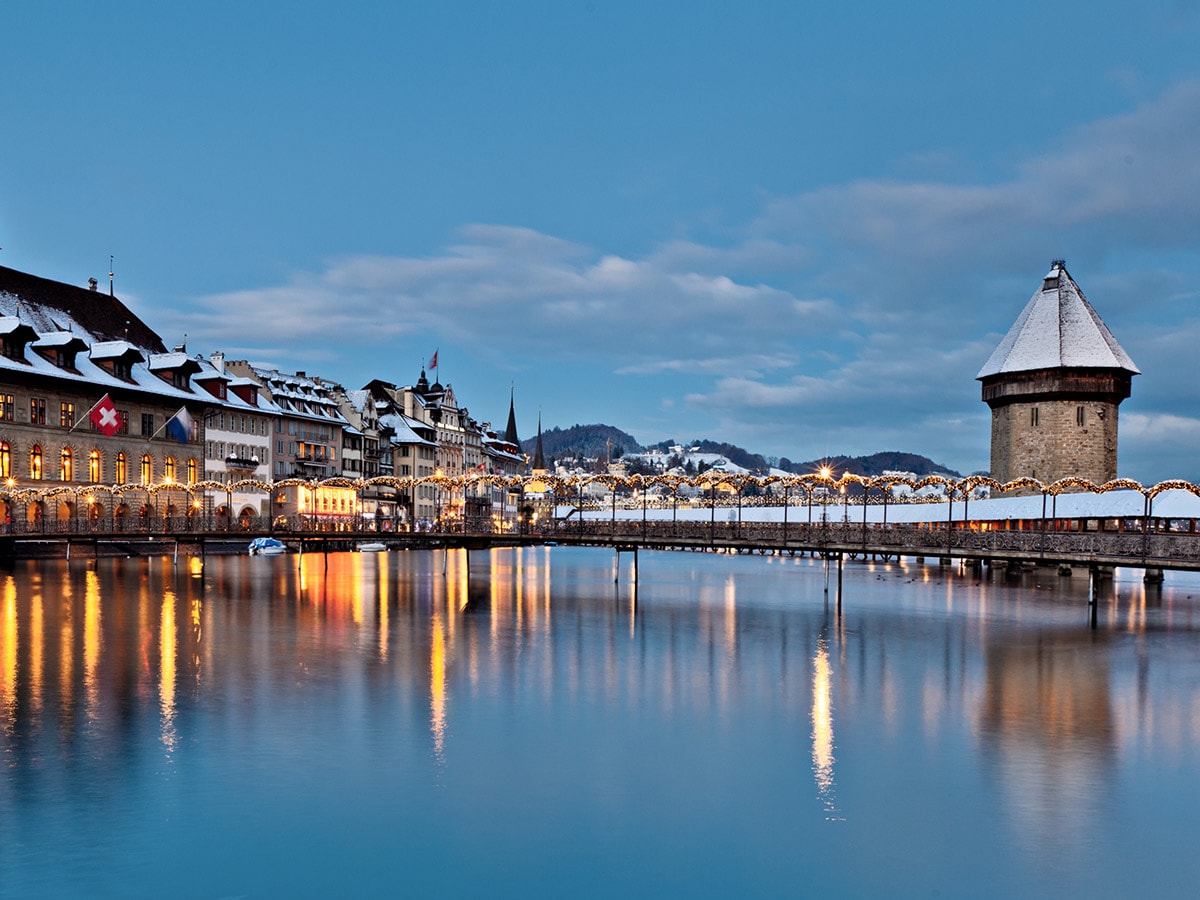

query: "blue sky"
left=3, top=1, right=1199, bottom=481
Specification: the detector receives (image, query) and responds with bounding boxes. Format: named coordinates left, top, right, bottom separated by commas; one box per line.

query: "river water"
left=1, top=547, right=1198, bottom=898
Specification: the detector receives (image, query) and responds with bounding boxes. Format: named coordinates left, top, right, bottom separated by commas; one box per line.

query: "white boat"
left=357, top=541, right=387, bottom=553
left=248, top=537, right=287, bottom=555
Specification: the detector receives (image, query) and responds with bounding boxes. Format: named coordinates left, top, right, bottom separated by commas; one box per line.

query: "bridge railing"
left=7, top=511, right=1200, bottom=567
left=544, top=517, right=1200, bottom=566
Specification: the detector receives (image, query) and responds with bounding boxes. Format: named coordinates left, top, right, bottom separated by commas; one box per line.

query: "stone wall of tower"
left=989, top=398, right=1119, bottom=487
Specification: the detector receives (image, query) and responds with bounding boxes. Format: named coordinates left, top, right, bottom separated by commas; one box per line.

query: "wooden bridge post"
left=836, top=552, right=843, bottom=616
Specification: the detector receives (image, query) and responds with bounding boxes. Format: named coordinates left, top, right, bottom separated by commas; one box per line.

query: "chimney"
left=88, top=277, right=98, bottom=291
left=211, top=351, right=225, bottom=373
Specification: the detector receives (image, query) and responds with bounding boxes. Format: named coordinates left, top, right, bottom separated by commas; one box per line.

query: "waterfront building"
left=363, top=379, right=439, bottom=527
left=0, top=265, right=209, bottom=525
left=193, top=352, right=274, bottom=521
left=978, top=261, right=1139, bottom=489
left=224, top=361, right=355, bottom=527
left=337, top=387, right=402, bottom=529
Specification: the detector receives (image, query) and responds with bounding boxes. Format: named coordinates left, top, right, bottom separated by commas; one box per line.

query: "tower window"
left=1076, top=406, right=1086, bottom=427
left=1030, top=407, right=1039, bottom=427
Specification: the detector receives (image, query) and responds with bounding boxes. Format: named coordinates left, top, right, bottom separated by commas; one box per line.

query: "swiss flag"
left=89, top=393, right=121, bottom=437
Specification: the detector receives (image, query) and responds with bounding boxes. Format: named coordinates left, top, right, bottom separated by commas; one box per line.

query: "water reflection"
left=811, top=630, right=839, bottom=819
left=978, top=629, right=1122, bottom=880
left=1, top=552, right=1199, bottom=897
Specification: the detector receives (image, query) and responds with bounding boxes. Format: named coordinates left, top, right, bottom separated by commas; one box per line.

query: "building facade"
left=0, top=265, right=210, bottom=525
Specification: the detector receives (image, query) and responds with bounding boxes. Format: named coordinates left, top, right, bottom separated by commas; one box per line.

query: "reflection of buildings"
left=5, top=551, right=1200, bottom=862
left=977, top=633, right=1117, bottom=864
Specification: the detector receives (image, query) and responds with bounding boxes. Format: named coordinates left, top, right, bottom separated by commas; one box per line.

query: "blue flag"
left=165, top=407, right=194, bottom=443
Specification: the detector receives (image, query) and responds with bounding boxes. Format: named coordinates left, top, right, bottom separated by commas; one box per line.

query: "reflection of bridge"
left=4, top=472, right=1200, bottom=573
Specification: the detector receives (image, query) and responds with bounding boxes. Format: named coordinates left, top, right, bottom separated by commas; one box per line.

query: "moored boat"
left=248, top=537, right=287, bottom=555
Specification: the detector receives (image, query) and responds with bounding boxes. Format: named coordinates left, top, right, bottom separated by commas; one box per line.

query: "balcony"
left=225, top=455, right=261, bottom=473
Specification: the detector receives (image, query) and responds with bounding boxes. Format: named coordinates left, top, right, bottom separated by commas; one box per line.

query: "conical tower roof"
left=977, top=261, right=1139, bottom=380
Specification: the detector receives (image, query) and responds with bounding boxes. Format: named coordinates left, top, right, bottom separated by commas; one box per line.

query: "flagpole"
left=69, top=395, right=109, bottom=434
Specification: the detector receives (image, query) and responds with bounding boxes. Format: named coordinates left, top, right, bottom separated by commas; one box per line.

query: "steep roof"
left=503, top=386, right=519, bottom=445
left=977, top=261, right=1139, bottom=379
left=0, top=264, right=166, bottom=352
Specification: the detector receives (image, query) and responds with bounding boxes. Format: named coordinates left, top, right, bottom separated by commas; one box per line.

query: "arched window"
left=0, top=441, right=9, bottom=479
left=187, top=458, right=198, bottom=484
left=140, top=454, right=153, bottom=485
left=164, top=456, right=177, bottom=482
left=60, top=447, right=73, bottom=482
left=30, top=445, right=43, bottom=480
left=115, top=452, right=127, bottom=484
left=89, top=450, right=101, bottom=484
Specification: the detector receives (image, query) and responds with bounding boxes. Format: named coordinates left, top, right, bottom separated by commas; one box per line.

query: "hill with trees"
left=527, top=425, right=960, bottom=479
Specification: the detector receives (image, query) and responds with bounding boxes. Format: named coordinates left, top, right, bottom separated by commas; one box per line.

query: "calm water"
left=2, top=547, right=1199, bottom=899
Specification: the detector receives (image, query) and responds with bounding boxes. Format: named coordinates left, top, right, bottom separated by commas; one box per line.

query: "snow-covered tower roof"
left=977, top=260, right=1139, bottom=379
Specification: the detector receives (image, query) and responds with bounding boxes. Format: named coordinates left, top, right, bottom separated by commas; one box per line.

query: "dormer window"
left=90, top=342, right=145, bottom=383
left=148, top=351, right=201, bottom=391
left=0, top=318, right=38, bottom=362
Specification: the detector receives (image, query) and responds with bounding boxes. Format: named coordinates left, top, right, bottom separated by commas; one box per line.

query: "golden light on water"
left=430, top=605, right=447, bottom=762
left=811, top=633, right=840, bottom=819
left=29, top=589, right=43, bottom=714
left=1, top=579, right=15, bottom=732
left=84, top=570, right=102, bottom=717
left=160, top=591, right=177, bottom=754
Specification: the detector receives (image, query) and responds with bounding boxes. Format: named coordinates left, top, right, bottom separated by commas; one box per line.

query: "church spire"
left=503, top=384, right=519, bottom=446
left=532, top=411, right=546, bottom=474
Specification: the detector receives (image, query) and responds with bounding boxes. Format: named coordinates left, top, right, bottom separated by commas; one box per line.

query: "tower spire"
left=503, top=384, right=519, bottom=446
left=532, top=410, right=545, bottom=474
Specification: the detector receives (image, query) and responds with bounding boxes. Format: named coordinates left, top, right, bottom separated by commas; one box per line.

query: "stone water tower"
left=977, top=261, right=1139, bottom=488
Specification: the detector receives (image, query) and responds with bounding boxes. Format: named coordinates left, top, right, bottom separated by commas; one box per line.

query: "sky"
left=2, top=1, right=1199, bottom=482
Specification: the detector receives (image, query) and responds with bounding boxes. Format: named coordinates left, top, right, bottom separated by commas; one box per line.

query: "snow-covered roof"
left=32, top=331, right=87, bottom=349
left=89, top=340, right=144, bottom=362
left=380, top=412, right=436, bottom=447
left=977, top=261, right=1139, bottom=379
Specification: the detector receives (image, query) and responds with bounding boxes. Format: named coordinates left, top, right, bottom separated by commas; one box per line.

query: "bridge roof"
left=977, top=261, right=1139, bottom=379
left=582, top=488, right=1200, bottom=526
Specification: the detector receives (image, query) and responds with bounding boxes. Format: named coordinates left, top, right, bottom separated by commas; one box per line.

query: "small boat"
left=357, top=541, right=387, bottom=553
left=248, top=537, right=287, bottom=556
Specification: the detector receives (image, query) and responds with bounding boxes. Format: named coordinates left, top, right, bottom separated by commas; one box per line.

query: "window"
left=89, top=450, right=101, bottom=484
left=30, top=398, right=46, bottom=425
left=118, top=411, right=130, bottom=435
left=115, top=452, right=127, bottom=484
left=141, top=413, right=155, bottom=436
left=0, top=442, right=9, bottom=478
left=0, top=394, right=13, bottom=422
left=60, top=447, right=73, bottom=481
left=60, top=401, right=75, bottom=428
left=140, top=454, right=153, bottom=485
left=164, top=457, right=177, bottom=482
left=187, top=458, right=198, bottom=484
left=30, top=445, right=43, bottom=480
left=1030, top=407, right=1039, bottom=427
left=1076, top=406, right=1086, bottom=427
